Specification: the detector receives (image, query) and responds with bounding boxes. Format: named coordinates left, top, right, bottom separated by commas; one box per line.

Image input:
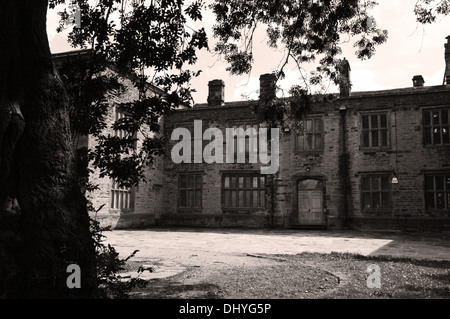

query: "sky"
left=47, top=0, right=450, bottom=105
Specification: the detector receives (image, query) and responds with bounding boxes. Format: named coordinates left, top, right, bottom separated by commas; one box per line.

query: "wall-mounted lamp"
left=391, top=173, right=399, bottom=184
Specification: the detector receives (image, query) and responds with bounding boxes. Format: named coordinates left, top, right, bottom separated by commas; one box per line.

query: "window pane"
left=436, top=192, right=445, bottom=208
left=188, top=190, right=194, bottom=207
left=380, top=114, right=387, bottom=128
left=372, top=192, right=381, bottom=208
left=188, top=175, right=194, bottom=188
left=296, top=135, right=304, bottom=150
left=363, top=131, right=370, bottom=147
left=447, top=176, right=450, bottom=188
left=424, top=127, right=432, bottom=145
left=180, top=175, right=187, bottom=188
left=110, top=191, right=115, bottom=209
left=231, top=190, right=236, bottom=207
left=436, top=176, right=444, bottom=190
left=231, top=177, right=237, bottom=188
left=314, top=118, right=322, bottom=132
left=314, top=133, right=323, bottom=149
left=260, top=177, right=265, bottom=187
left=362, top=177, right=371, bottom=191
left=362, top=192, right=371, bottom=209
left=381, top=192, right=390, bottom=208
left=433, top=111, right=440, bottom=125
left=124, top=192, right=128, bottom=209
left=381, top=177, right=390, bottom=190
left=381, top=130, right=388, bottom=146
left=253, top=190, right=258, bottom=207
left=306, top=120, right=313, bottom=133
left=224, top=190, right=230, bottom=207
left=371, top=177, right=380, bottom=190
left=424, top=111, right=431, bottom=125
left=238, top=190, right=244, bottom=207
left=253, top=177, right=258, bottom=188
left=425, top=176, right=434, bottom=190
left=224, top=176, right=230, bottom=188
left=443, top=126, right=449, bottom=144
left=259, top=190, right=265, bottom=207
left=433, top=127, right=441, bottom=144
left=239, top=177, right=244, bottom=188
left=245, top=177, right=252, bottom=188
left=305, top=134, right=313, bottom=150
left=442, top=110, right=448, bottom=124
left=426, top=192, right=435, bottom=209
left=362, top=115, right=369, bottom=129
left=246, top=190, right=252, bottom=207
left=195, top=190, right=202, bottom=207
left=371, top=130, right=379, bottom=147
left=371, top=115, right=378, bottom=129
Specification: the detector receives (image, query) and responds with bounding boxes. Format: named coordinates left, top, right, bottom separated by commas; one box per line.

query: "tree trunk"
left=0, top=0, right=97, bottom=298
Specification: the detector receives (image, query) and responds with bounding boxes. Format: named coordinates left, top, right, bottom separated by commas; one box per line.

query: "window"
left=222, top=173, right=267, bottom=208
left=110, top=180, right=134, bottom=211
left=361, top=174, right=392, bottom=210
left=295, top=117, right=323, bottom=151
left=425, top=173, right=450, bottom=210
left=178, top=173, right=202, bottom=208
left=229, top=123, right=259, bottom=161
left=423, top=109, right=450, bottom=146
left=361, top=113, right=389, bottom=148
left=110, top=106, right=136, bottom=211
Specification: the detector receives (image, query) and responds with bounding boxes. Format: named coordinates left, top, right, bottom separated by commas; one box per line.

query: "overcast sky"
left=47, top=0, right=450, bottom=105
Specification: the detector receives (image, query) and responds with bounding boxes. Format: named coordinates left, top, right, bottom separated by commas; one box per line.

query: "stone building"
left=53, top=49, right=164, bottom=229
left=158, top=36, right=450, bottom=230
left=54, top=36, right=450, bottom=230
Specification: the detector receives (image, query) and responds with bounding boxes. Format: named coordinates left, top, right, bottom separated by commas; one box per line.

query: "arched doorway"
left=297, top=179, right=324, bottom=225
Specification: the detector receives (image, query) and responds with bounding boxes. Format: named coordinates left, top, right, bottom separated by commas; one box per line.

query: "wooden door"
left=297, top=180, right=324, bottom=225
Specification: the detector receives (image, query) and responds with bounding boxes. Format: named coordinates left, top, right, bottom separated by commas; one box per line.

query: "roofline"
left=192, top=85, right=450, bottom=109
left=51, top=49, right=166, bottom=96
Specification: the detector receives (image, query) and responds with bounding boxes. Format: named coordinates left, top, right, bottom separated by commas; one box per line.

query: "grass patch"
left=128, top=252, right=450, bottom=299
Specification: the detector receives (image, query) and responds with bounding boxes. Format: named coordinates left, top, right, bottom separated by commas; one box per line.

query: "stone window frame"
left=221, top=171, right=267, bottom=210
left=110, top=179, right=135, bottom=212
left=226, top=121, right=261, bottom=161
left=424, top=172, right=450, bottom=211
left=359, top=111, right=391, bottom=150
left=109, top=105, right=137, bottom=213
left=422, top=107, right=450, bottom=146
left=360, top=172, right=393, bottom=213
left=293, top=115, right=324, bottom=153
left=177, top=172, right=203, bottom=209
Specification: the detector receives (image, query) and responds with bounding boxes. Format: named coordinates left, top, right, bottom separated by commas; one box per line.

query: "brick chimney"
left=338, top=58, right=351, bottom=97
left=207, top=79, right=225, bottom=106
left=445, top=35, right=450, bottom=85
left=259, top=73, right=277, bottom=101
left=412, top=75, right=425, bottom=87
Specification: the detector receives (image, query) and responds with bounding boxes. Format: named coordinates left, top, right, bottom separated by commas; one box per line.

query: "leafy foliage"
left=90, top=217, right=147, bottom=299
left=211, top=0, right=388, bottom=86
left=210, top=0, right=388, bottom=131
left=414, top=0, right=450, bottom=24
left=50, top=0, right=208, bottom=187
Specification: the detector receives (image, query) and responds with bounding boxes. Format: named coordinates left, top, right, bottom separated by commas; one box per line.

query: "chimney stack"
left=259, top=73, right=277, bottom=101
left=445, top=35, right=450, bottom=85
left=338, top=58, right=351, bottom=97
left=207, top=79, right=225, bottom=106
left=412, top=75, right=425, bottom=87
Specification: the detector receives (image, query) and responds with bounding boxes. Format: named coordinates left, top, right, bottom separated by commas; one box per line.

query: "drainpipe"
left=339, top=104, right=350, bottom=228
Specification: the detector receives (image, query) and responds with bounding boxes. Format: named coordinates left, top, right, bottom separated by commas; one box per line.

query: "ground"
left=103, top=228, right=450, bottom=299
